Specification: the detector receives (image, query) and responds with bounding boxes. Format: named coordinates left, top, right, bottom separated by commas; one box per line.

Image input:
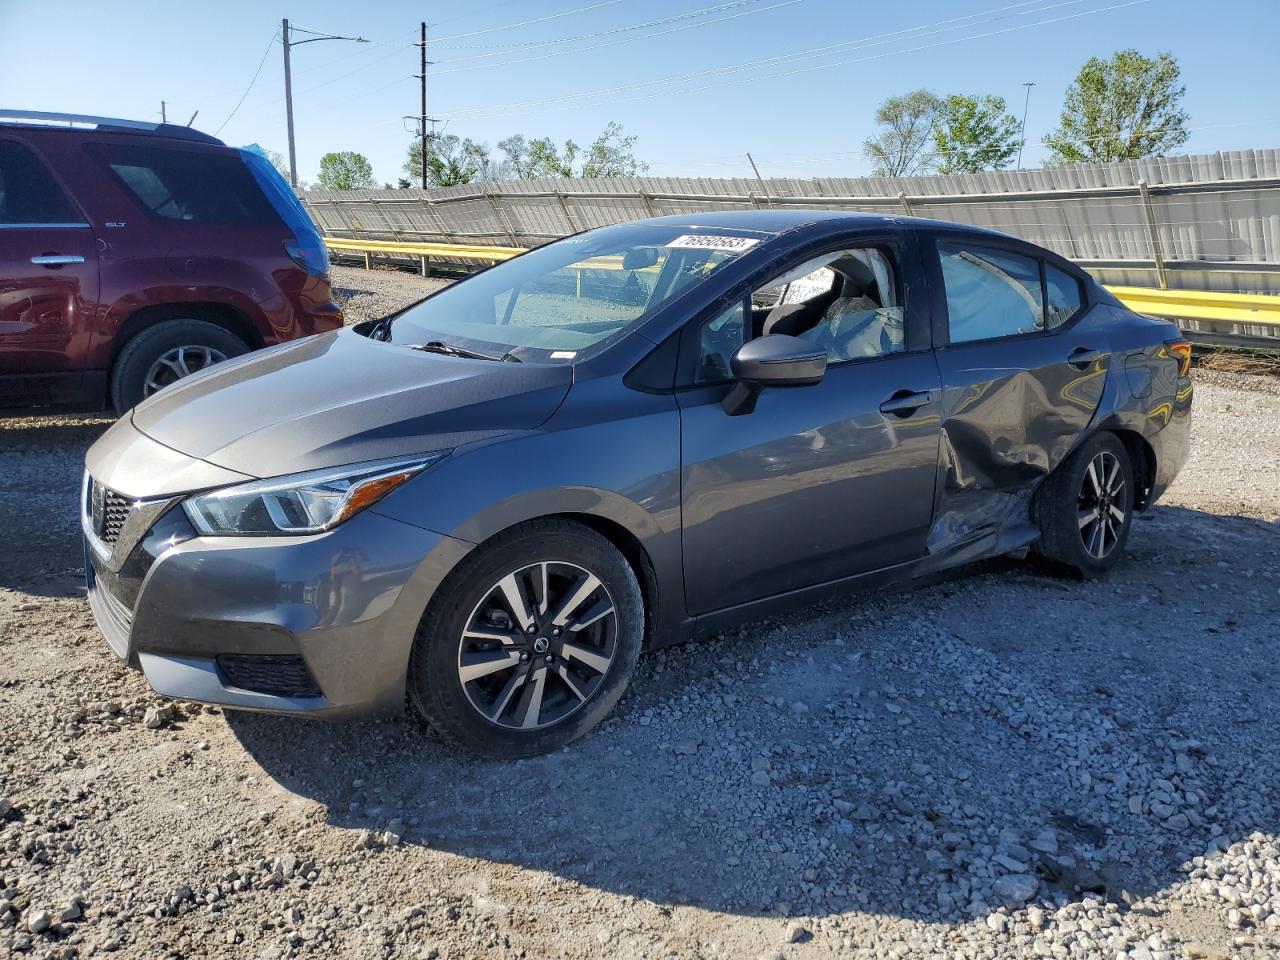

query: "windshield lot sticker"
left=550, top=351, right=577, bottom=359
left=667, top=235, right=760, bottom=252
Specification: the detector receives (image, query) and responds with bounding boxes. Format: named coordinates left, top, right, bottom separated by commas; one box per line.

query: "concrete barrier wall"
left=301, top=148, right=1280, bottom=294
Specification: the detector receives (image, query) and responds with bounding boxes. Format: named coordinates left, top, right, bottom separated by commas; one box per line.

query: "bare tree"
left=863, top=91, right=941, bottom=177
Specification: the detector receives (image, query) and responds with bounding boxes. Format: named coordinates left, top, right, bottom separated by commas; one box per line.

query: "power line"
left=440, top=0, right=1085, bottom=118
left=432, top=0, right=524, bottom=29
left=440, top=0, right=1141, bottom=120
left=213, top=31, right=278, bottom=135
left=434, top=0, right=766, bottom=55
left=327, top=0, right=795, bottom=107
left=431, top=0, right=629, bottom=43
left=433, top=0, right=802, bottom=76
left=336, top=0, right=1071, bottom=134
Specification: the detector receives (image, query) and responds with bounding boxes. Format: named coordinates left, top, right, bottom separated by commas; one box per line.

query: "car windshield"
left=387, top=222, right=768, bottom=361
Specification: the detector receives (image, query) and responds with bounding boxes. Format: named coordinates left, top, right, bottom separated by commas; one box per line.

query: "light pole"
left=1016, top=81, right=1036, bottom=170
left=281, top=19, right=369, bottom=188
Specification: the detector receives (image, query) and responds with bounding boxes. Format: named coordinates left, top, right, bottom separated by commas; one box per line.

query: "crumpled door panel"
left=925, top=311, right=1110, bottom=567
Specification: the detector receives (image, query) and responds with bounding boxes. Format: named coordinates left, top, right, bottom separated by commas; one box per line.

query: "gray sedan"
left=82, top=212, right=1193, bottom=756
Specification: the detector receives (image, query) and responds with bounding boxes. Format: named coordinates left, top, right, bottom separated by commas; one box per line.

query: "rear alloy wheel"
left=408, top=520, right=643, bottom=757
left=1033, top=432, right=1134, bottom=577
left=110, top=319, right=249, bottom=414
left=1077, top=449, right=1127, bottom=562
left=142, top=344, right=228, bottom=396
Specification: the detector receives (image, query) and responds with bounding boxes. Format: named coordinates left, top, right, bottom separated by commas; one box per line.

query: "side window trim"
left=0, top=221, right=91, bottom=229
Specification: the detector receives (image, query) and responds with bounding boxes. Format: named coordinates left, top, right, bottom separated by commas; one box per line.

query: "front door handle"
left=879, top=389, right=933, bottom=417
left=1067, top=347, right=1101, bottom=369
left=31, top=254, right=86, bottom=267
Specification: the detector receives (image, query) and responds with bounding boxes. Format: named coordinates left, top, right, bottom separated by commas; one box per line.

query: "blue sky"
left=2, top=0, right=1276, bottom=185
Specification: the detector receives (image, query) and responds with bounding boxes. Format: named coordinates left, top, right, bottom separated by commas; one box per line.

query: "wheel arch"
left=1105, top=427, right=1157, bottom=512
left=551, top=512, right=661, bottom=649
left=437, top=511, right=663, bottom=650
left=111, top=302, right=262, bottom=367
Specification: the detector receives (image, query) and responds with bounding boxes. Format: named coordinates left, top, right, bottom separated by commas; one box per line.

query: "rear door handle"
left=1067, top=347, right=1101, bottom=369
left=31, top=254, right=86, bottom=267
left=879, top=389, right=933, bottom=417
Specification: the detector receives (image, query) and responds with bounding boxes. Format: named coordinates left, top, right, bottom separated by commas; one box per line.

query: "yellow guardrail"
left=324, top=236, right=524, bottom=263
left=324, top=236, right=1280, bottom=334
left=1107, top=286, right=1280, bottom=327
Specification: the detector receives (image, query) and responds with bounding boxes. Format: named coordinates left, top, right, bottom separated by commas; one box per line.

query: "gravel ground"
left=2, top=265, right=1279, bottom=960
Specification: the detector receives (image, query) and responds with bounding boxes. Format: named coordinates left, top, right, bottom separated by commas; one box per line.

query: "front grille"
left=88, top=478, right=133, bottom=546
left=216, top=655, right=323, bottom=698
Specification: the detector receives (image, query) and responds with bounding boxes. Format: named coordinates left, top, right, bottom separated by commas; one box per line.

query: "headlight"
left=182, top=453, right=448, bottom=536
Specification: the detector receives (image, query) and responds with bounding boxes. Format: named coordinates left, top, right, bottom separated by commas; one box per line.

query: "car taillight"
left=239, top=147, right=331, bottom=278
left=284, top=238, right=331, bottom=278
left=1166, top=339, right=1193, bottom=377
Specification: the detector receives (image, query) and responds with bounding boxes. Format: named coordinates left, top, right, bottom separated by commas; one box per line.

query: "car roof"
left=0, top=110, right=225, bottom=147
left=636, top=209, right=1017, bottom=244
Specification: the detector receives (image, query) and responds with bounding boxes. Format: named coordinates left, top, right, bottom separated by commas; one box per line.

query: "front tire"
left=110, top=319, right=249, bottom=414
left=408, top=520, right=643, bottom=758
left=1033, top=432, right=1134, bottom=577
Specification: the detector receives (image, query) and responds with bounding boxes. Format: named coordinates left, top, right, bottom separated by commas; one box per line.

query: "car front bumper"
left=82, top=470, right=471, bottom=717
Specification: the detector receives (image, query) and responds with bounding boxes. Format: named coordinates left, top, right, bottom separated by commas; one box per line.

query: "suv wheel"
left=111, top=319, right=249, bottom=414
left=408, top=520, right=643, bottom=758
left=1033, top=432, right=1134, bottom=577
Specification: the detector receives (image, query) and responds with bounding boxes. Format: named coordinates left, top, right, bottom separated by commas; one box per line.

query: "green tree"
left=933, top=94, right=1022, bottom=174
left=316, top=151, right=376, bottom=190
left=404, top=135, right=500, bottom=187
left=497, top=123, right=646, bottom=179
left=526, top=136, right=580, bottom=179
left=1044, top=50, right=1190, bottom=163
left=581, top=122, right=648, bottom=177
left=863, top=90, right=940, bottom=177
left=497, top=134, right=533, bottom=178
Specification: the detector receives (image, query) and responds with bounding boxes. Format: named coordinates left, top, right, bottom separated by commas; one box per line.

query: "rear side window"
left=0, top=139, right=80, bottom=224
left=86, top=144, right=278, bottom=225
left=1044, top=263, right=1084, bottom=329
left=939, top=243, right=1043, bottom=343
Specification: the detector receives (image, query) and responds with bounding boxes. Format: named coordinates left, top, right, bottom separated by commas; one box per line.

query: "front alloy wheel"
left=459, top=561, right=618, bottom=730
left=408, top=519, right=643, bottom=757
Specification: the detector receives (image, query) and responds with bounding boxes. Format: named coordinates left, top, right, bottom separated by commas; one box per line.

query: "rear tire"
left=1033, top=432, right=1134, bottom=577
left=408, top=520, right=643, bottom=758
left=110, top=319, right=248, bottom=414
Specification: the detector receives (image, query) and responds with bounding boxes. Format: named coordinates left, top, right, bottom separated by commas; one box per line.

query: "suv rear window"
left=0, top=139, right=80, bottom=224
left=86, top=143, right=278, bottom=225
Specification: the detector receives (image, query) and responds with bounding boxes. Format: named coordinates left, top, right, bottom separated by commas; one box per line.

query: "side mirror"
left=622, top=247, right=659, bottom=270
left=722, top=334, right=827, bottom=416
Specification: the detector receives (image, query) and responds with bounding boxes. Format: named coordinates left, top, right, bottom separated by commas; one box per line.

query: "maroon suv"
left=0, top=110, right=342, bottom=413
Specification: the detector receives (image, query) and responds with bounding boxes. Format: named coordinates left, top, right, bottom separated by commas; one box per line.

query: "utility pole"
left=1016, top=81, right=1036, bottom=170
left=281, top=19, right=369, bottom=189
left=283, top=19, right=297, bottom=187
left=160, top=101, right=167, bottom=123
left=419, top=22, right=428, bottom=189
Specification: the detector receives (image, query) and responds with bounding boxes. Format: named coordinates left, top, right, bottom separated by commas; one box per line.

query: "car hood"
left=130, top=328, right=573, bottom=477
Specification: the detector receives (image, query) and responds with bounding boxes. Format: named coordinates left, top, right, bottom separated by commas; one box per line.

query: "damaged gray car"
left=82, top=212, right=1193, bottom=757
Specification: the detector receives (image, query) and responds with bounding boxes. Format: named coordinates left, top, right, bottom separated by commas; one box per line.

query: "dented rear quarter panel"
left=916, top=227, right=1191, bottom=567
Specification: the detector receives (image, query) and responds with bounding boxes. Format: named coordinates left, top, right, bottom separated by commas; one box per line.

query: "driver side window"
left=694, top=300, right=746, bottom=384
left=691, top=246, right=903, bottom=383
